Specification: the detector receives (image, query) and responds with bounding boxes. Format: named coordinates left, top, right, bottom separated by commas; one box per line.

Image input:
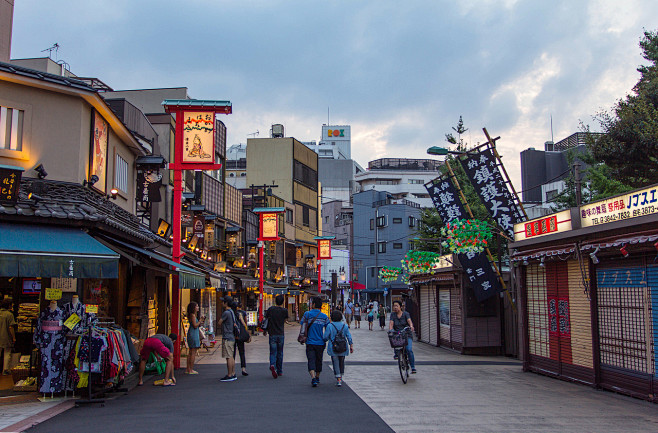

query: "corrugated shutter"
left=648, top=265, right=658, bottom=377
left=451, top=280, right=462, bottom=345
left=439, top=289, right=450, bottom=342
left=527, top=263, right=549, bottom=358
left=597, top=266, right=653, bottom=375
left=567, top=260, right=593, bottom=368
left=429, top=286, right=438, bottom=346
left=419, top=286, right=430, bottom=344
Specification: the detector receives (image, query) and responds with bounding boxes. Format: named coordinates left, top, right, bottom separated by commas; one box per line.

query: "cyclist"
left=389, top=300, right=416, bottom=374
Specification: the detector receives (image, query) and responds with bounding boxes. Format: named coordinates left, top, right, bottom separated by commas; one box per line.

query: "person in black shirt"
left=233, top=301, right=250, bottom=376
left=265, top=294, right=289, bottom=378
left=389, top=300, right=416, bottom=374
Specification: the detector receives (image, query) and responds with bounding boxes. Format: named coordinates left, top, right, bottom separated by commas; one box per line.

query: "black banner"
left=425, top=176, right=501, bottom=302
left=459, top=147, right=523, bottom=238
left=136, top=170, right=163, bottom=203
left=0, top=165, right=22, bottom=205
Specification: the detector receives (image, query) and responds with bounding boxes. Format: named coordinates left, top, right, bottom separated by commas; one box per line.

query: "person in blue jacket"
left=300, top=297, right=330, bottom=387
left=323, top=309, right=354, bottom=387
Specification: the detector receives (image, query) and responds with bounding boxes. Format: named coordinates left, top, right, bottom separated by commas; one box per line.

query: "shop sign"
left=439, top=291, right=450, bottom=327
left=64, top=313, right=81, bottom=330
left=136, top=169, right=163, bottom=202
left=295, top=248, right=303, bottom=267
left=580, top=184, right=658, bottom=227
left=514, top=210, right=572, bottom=242
left=193, top=215, right=205, bottom=249
left=327, top=129, right=345, bottom=137
left=318, top=239, right=332, bottom=259
left=204, top=227, right=215, bottom=248
left=156, top=219, right=171, bottom=239
left=187, top=235, right=200, bottom=252
left=85, top=304, right=98, bottom=314
left=89, top=110, right=108, bottom=193
left=214, top=261, right=227, bottom=272
left=45, top=288, right=62, bottom=300
left=432, top=254, right=452, bottom=270
left=181, top=211, right=193, bottom=227
left=260, top=213, right=279, bottom=241
left=246, top=311, right=257, bottom=326
left=0, top=164, right=22, bottom=205
left=288, top=296, right=296, bottom=304
left=182, top=112, right=215, bottom=163
left=50, top=277, right=78, bottom=293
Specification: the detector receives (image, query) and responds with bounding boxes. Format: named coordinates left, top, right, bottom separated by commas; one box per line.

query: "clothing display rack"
left=75, top=318, right=114, bottom=407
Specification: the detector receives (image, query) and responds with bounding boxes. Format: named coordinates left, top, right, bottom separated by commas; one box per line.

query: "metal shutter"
left=429, top=286, right=438, bottom=346
left=567, top=260, right=593, bottom=369
left=419, top=286, right=430, bottom=344
left=439, top=289, right=450, bottom=342
left=647, top=265, right=658, bottom=377
left=526, top=263, right=549, bottom=358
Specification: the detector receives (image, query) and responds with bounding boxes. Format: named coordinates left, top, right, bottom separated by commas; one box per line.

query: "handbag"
left=260, top=317, right=269, bottom=331
left=297, top=311, right=320, bottom=344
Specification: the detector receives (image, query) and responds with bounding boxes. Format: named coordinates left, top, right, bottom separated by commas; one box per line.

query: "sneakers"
left=270, top=365, right=278, bottom=379
left=335, top=378, right=342, bottom=387
left=411, top=369, right=417, bottom=374
left=393, top=354, right=398, bottom=360
left=277, top=371, right=283, bottom=376
left=242, top=371, right=249, bottom=376
left=220, top=375, right=237, bottom=382
left=311, top=377, right=318, bottom=387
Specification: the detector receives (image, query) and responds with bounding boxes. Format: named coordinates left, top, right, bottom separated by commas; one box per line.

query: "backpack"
left=331, top=323, right=348, bottom=353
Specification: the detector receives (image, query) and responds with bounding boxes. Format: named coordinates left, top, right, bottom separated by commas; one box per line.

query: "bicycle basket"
left=388, top=331, right=407, bottom=348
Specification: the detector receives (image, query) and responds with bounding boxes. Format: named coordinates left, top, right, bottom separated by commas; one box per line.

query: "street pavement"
left=20, top=321, right=658, bottom=432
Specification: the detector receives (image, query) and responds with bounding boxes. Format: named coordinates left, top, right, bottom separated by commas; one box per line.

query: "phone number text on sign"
left=581, top=185, right=658, bottom=227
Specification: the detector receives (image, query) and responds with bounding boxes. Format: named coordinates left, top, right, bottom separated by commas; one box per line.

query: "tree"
left=590, top=30, right=658, bottom=188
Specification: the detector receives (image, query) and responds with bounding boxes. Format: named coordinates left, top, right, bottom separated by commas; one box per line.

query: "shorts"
left=354, top=315, right=361, bottom=321
left=141, top=337, right=170, bottom=361
left=368, top=315, right=374, bottom=322
left=221, top=339, right=235, bottom=358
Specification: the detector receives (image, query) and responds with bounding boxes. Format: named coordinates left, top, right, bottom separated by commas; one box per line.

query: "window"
left=393, top=243, right=403, bottom=249
left=319, top=149, right=333, bottom=157
left=545, top=189, right=558, bottom=201
left=378, top=242, right=387, bottom=253
left=370, top=219, right=374, bottom=230
left=408, top=179, right=424, bottom=184
left=324, top=216, right=329, bottom=223
left=376, top=215, right=387, bottom=227
left=409, top=241, right=416, bottom=251
left=302, top=206, right=310, bottom=227
left=286, top=208, right=293, bottom=224
left=393, top=217, right=402, bottom=224
left=0, top=105, right=24, bottom=151
left=115, top=154, right=128, bottom=192
left=293, top=160, right=318, bottom=190
left=408, top=216, right=416, bottom=227
left=375, top=180, right=398, bottom=185
left=370, top=267, right=377, bottom=277
left=370, top=243, right=375, bottom=255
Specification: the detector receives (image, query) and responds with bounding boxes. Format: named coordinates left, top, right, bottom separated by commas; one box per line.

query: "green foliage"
left=589, top=29, right=658, bottom=188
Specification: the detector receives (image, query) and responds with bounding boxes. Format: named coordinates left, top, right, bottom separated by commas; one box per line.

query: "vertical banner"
left=193, top=215, right=206, bottom=249
left=0, top=165, right=22, bottom=205
left=90, top=111, right=108, bottom=193
left=425, top=176, right=501, bottom=302
left=136, top=169, right=163, bottom=202
left=183, top=112, right=215, bottom=163
left=459, top=146, right=523, bottom=238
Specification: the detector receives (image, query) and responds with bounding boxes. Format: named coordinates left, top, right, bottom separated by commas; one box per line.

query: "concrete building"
left=225, top=143, right=247, bottom=189
left=354, top=158, right=442, bottom=208
left=352, top=190, right=421, bottom=307
left=306, top=125, right=351, bottom=159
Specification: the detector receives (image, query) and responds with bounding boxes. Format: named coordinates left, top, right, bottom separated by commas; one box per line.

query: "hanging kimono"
left=33, top=307, right=67, bottom=393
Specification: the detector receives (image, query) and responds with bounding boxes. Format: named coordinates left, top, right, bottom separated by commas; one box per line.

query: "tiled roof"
left=0, top=178, right=167, bottom=246
left=0, top=61, right=97, bottom=92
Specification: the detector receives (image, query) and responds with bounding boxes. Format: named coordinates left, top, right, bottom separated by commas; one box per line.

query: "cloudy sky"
left=10, top=0, right=658, bottom=187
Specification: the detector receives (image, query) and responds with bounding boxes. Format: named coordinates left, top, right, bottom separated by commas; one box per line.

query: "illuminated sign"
left=260, top=213, right=279, bottom=240
left=580, top=184, right=658, bottom=227
left=514, top=210, right=572, bottom=242
left=318, top=239, right=332, bottom=260
left=327, top=129, right=345, bottom=137
left=432, top=255, right=453, bottom=270
left=0, top=165, right=22, bottom=205
left=182, top=112, right=215, bottom=164
left=322, top=125, right=350, bottom=140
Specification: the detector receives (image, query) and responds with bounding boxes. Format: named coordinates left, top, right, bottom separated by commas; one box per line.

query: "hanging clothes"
left=33, top=307, right=67, bottom=393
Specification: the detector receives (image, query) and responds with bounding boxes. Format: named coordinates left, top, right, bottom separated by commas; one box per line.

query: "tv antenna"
left=247, top=130, right=259, bottom=138
left=41, top=43, right=59, bottom=60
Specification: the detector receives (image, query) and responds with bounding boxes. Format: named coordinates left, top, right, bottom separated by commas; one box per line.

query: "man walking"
left=0, top=299, right=16, bottom=375
left=265, top=294, right=288, bottom=378
left=344, top=299, right=354, bottom=328
left=218, top=300, right=238, bottom=382
left=301, top=297, right=330, bottom=387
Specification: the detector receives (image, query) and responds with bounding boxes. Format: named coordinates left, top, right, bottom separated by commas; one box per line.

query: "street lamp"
left=426, top=146, right=465, bottom=156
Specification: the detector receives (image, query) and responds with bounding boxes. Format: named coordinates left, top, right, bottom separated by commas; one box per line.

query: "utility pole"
left=331, top=272, right=338, bottom=308
left=573, top=162, right=582, bottom=207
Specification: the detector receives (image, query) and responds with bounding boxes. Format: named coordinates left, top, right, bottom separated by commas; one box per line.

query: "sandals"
left=163, top=380, right=176, bottom=386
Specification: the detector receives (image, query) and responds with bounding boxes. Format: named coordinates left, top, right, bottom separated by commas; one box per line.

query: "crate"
left=13, top=383, right=37, bottom=392
left=11, top=366, right=33, bottom=383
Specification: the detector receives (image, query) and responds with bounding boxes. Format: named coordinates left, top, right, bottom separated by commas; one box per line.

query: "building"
left=354, top=158, right=442, bottom=208
left=225, top=143, right=247, bottom=189
left=352, top=190, right=421, bottom=307
left=307, top=125, right=351, bottom=159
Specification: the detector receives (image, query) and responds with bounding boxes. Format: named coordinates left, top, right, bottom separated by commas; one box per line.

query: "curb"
left=0, top=400, right=75, bottom=433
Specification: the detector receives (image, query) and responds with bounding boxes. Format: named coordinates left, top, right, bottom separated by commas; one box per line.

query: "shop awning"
left=0, top=224, right=119, bottom=278
left=352, top=282, right=366, bottom=290
left=106, top=238, right=205, bottom=289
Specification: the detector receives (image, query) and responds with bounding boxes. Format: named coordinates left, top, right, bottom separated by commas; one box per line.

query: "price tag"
left=85, top=304, right=98, bottom=314
left=64, top=313, right=81, bottom=330
left=45, top=288, right=62, bottom=300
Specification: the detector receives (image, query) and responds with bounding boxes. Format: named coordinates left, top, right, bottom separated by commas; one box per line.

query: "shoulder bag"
left=297, top=311, right=320, bottom=344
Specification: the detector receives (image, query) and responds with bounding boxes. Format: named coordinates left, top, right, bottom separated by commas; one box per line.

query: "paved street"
left=23, top=323, right=658, bottom=432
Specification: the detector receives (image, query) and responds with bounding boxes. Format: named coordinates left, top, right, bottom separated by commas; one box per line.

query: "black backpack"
left=331, top=323, right=348, bottom=353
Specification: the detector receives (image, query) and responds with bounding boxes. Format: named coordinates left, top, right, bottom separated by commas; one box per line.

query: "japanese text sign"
left=182, top=112, right=215, bottom=163
left=514, top=210, right=572, bottom=242
left=45, top=288, right=62, bottom=300
left=318, top=239, right=332, bottom=260
left=64, top=313, right=81, bottom=330
left=0, top=165, right=22, bottom=205
left=580, top=184, right=658, bottom=227
left=85, top=304, right=98, bottom=314
left=459, top=147, right=523, bottom=238
left=259, top=213, right=279, bottom=241
left=136, top=169, right=163, bottom=202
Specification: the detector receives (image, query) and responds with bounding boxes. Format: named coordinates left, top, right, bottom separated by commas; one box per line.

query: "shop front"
left=511, top=188, right=658, bottom=401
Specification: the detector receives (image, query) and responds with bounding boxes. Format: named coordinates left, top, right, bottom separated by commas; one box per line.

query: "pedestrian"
left=323, top=309, right=353, bottom=387
left=344, top=299, right=353, bottom=328
left=389, top=300, right=416, bottom=374
left=378, top=303, right=386, bottom=329
left=265, top=294, right=288, bottom=378
left=367, top=303, right=374, bottom=331
left=138, top=333, right=178, bottom=386
left=300, top=297, right=330, bottom=387
left=0, top=299, right=16, bottom=375
left=233, top=301, right=250, bottom=376
left=218, top=299, right=238, bottom=382
left=353, top=303, right=361, bottom=329
left=185, top=301, right=204, bottom=374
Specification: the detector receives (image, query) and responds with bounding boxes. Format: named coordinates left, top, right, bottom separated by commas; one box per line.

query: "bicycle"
left=388, top=326, right=410, bottom=384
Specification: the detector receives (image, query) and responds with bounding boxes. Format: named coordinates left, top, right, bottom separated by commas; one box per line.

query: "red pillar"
left=171, top=146, right=183, bottom=369
left=258, top=243, right=265, bottom=324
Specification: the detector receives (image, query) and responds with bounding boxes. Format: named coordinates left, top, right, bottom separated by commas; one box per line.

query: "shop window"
left=115, top=154, right=129, bottom=192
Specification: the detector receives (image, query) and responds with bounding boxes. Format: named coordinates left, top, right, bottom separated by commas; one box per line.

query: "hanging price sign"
left=64, top=313, right=81, bottom=330
left=85, top=304, right=98, bottom=314
left=45, top=288, right=62, bottom=300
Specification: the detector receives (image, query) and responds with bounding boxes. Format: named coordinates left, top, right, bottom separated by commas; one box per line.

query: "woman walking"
left=367, top=303, right=374, bottom=331
left=353, top=303, right=361, bottom=329
left=186, top=302, right=204, bottom=374
left=323, top=310, right=353, bottom=387
left=378, top=303, right=386, bottom=330
left=232, top=301, right=250, bottom=376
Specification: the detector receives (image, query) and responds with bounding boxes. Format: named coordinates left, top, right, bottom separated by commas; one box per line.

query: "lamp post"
left=253, top=207, right=285, bottom=325
left=315, top=236, right=335, bottom=296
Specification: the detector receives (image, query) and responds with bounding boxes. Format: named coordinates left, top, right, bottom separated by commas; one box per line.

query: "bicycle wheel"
left=398, top=348, right=409, bottom=384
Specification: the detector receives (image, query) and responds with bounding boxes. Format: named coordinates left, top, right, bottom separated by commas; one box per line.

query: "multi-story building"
left=352, top=190, right=421, bottom=307
left=354, top=158, right=442, bottom=208
left=225, top=143, right=247, bottom=189
left=307, top=125, right=351, bottom=159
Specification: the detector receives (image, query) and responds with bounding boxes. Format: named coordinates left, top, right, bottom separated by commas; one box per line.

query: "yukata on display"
left=72, top=327, right=135, bottom=388
left=33, top=308, right=67, bottom=393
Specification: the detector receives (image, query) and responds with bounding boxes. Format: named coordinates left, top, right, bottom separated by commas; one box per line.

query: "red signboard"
left=317, top=239, right=332, bottom=260
left=259, top=212, right=279, bottom=241
left=524, top=215, right=558, bottom=239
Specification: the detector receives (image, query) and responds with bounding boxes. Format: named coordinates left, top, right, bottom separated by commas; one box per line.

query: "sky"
left=10, top=0, right=658, bottom=188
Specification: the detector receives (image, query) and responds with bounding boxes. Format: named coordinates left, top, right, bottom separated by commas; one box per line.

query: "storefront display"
left=33, top=301, right=67, bottom=394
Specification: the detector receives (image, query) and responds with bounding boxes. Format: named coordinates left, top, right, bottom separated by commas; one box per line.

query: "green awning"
left=0, top=224, right=119, bottom=278
left=107, top=238, right=206, bottom=290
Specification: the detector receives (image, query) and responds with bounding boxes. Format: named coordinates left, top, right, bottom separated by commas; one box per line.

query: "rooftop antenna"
left=328, top=107, right=330, bottom=126
left=41, top=43, right=59, bottom=60
left=247, top=130, right=259, bottom=138
left=550, top=114, right=554, bottom=143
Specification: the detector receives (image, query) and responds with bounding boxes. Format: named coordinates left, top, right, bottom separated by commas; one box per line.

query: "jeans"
left=268, top=335, right=284, bottom=374
left=406, top=337, right=415, bottom=369
left=331, top=355, right=345, bottom=378
left=305, top=344, right=325, bottom=373
left=233, top=340, right=246, bottom=369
